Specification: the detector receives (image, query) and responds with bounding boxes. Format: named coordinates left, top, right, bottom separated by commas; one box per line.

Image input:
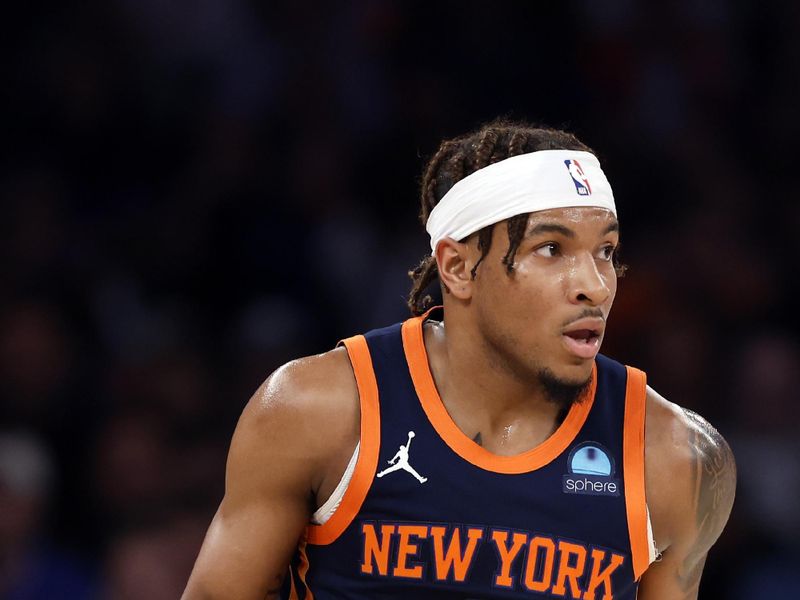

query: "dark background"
left=2, top=1, right=798, bottom=598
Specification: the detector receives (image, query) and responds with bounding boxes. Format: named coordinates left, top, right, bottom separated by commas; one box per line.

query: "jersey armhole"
left=311, top=441, right=360, bottom=525
left=306, top=335, right=380, bottom=545
left=623, top=365, right=650, bottom=581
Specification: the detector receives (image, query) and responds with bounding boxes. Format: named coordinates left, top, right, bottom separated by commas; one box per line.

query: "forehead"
left=524, top=207, right=618, bottom=233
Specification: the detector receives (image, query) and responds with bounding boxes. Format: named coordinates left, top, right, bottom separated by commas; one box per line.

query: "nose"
left=568, top=253, right=611, bottom=306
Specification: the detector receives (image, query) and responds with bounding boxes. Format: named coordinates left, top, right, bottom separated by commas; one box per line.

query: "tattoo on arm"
left=472, top=432, right=483, bottom=446
left=676, top=409, right=737, bottom=597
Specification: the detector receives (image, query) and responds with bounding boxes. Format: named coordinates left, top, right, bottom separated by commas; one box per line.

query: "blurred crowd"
left=2, top=1, right=799, bottom=598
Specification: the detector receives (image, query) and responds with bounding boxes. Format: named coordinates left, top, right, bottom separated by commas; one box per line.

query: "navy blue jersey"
left=284, top=310, right=650, bottom=599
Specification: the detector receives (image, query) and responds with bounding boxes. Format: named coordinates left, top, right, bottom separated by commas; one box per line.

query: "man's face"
left=466, top=206, right=619, bottom=388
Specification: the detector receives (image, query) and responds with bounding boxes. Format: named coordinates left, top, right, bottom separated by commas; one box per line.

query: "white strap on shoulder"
left=311, top=442, right=361, bottom=525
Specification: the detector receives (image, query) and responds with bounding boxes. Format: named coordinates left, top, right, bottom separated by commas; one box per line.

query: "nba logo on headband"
left=565, top=159, right=592, bottom=196
left=426, top=150, right=616, bottom=253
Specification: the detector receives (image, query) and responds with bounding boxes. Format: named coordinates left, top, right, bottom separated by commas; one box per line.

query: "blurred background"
left=2, top=1, right=798, bottom=598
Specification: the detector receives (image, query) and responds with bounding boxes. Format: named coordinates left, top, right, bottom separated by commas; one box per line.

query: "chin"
left=552, top=358, right=594, bottom=384
left=538, top=365, right=594, bottom=409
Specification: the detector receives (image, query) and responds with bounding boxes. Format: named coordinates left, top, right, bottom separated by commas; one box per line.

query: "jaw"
left=538, top=366, right=594, bottom=409
left=545, top=359, right=595, bottom=387
left=484, top=333, right=596, bottom=394
left=543, top=337, right=600, bottom=383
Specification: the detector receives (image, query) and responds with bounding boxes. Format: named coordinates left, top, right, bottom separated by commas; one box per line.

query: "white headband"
left=425, top=150, right=616, bottom=253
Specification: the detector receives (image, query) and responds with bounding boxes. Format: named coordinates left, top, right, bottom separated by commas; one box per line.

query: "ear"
left=435, top=237, right=475, bottom=301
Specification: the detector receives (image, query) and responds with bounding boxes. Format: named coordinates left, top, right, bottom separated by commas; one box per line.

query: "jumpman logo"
left=376, top=431, right=427, bottom=484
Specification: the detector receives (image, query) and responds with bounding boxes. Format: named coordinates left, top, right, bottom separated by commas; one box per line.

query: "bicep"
left=184, top=494, right=308, bottom=599
left=183, top=377, right=317, bottom=599
left=639, top=406, right=737, bottom=600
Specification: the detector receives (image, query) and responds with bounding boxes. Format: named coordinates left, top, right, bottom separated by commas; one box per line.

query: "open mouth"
left=561, top=325, right=603, bottom=359
left=563, top=329, right=600, bottom=344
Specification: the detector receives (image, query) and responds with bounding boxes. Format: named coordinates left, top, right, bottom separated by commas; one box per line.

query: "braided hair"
left=407, top=119, right=622, bottom=315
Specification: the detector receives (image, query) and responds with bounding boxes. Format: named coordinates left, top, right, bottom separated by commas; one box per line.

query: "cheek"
left=508, top=261, right=565, bottom=305
left=479, top=266, right=555, bottom=334
left=605, top=271, right=618, bottom=305
left=473, top=265, right=523, bottom=310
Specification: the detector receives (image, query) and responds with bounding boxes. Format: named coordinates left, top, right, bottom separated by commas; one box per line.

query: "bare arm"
left=639, top=392, right=737, bottom=599
left=182, top=350, right=359, bottom=599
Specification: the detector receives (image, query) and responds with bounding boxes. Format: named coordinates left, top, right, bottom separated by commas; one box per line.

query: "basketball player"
left=183, top=121, right=736, bottom=599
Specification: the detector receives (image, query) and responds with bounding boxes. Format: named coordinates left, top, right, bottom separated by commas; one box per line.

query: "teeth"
left=565, top=329, right=601, bottom=342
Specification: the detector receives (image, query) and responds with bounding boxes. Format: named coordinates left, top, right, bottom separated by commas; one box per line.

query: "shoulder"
left=229, top=346, right=360, bottom=500
left=183, top=347, right=361, bottom=598
left=241, top=346, right=358, bottom=434
left=643, top=386, right=737, bottom=554
left=264, top=346, right=358, bottom=413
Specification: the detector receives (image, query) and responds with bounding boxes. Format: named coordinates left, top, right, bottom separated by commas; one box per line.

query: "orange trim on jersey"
left=293, top=536, right=314, bottom=600
left=306, top=335, right=381, bottom=545
left=401, top=314, right=596, bottom=474
left=622, top=365, right=649, bottom=581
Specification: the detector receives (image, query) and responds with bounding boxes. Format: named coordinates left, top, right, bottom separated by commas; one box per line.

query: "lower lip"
left=562, top=335, right=601, bottom=359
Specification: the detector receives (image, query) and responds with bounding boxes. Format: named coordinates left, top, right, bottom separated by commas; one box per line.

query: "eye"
left=596, top=244, right=616, bottom=261
left=534, top=242, right=560, bottom=257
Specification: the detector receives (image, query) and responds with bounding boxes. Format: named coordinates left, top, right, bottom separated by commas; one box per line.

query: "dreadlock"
left=407, top=119, right=625, bottom=315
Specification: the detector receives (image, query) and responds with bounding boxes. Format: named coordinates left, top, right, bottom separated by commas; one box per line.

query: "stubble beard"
left=489, top=345, right=594, bottom=411
left=538, top=367, right=594, bottom=411
left=478, top=318, right=594, bottom=410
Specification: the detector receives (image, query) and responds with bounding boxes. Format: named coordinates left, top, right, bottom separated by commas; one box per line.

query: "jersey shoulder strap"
left=306, top=334, right=381, bottom=545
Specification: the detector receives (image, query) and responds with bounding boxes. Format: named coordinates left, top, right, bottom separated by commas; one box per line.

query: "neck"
left=423, top=311, right=565, bottom=436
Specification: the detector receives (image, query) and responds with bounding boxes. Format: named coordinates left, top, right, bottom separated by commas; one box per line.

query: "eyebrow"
left=603, top=221, right=620, bottom=235
left=525, top=219, right=620, bottom=239
left=526, top=223, right=576, bottom=238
